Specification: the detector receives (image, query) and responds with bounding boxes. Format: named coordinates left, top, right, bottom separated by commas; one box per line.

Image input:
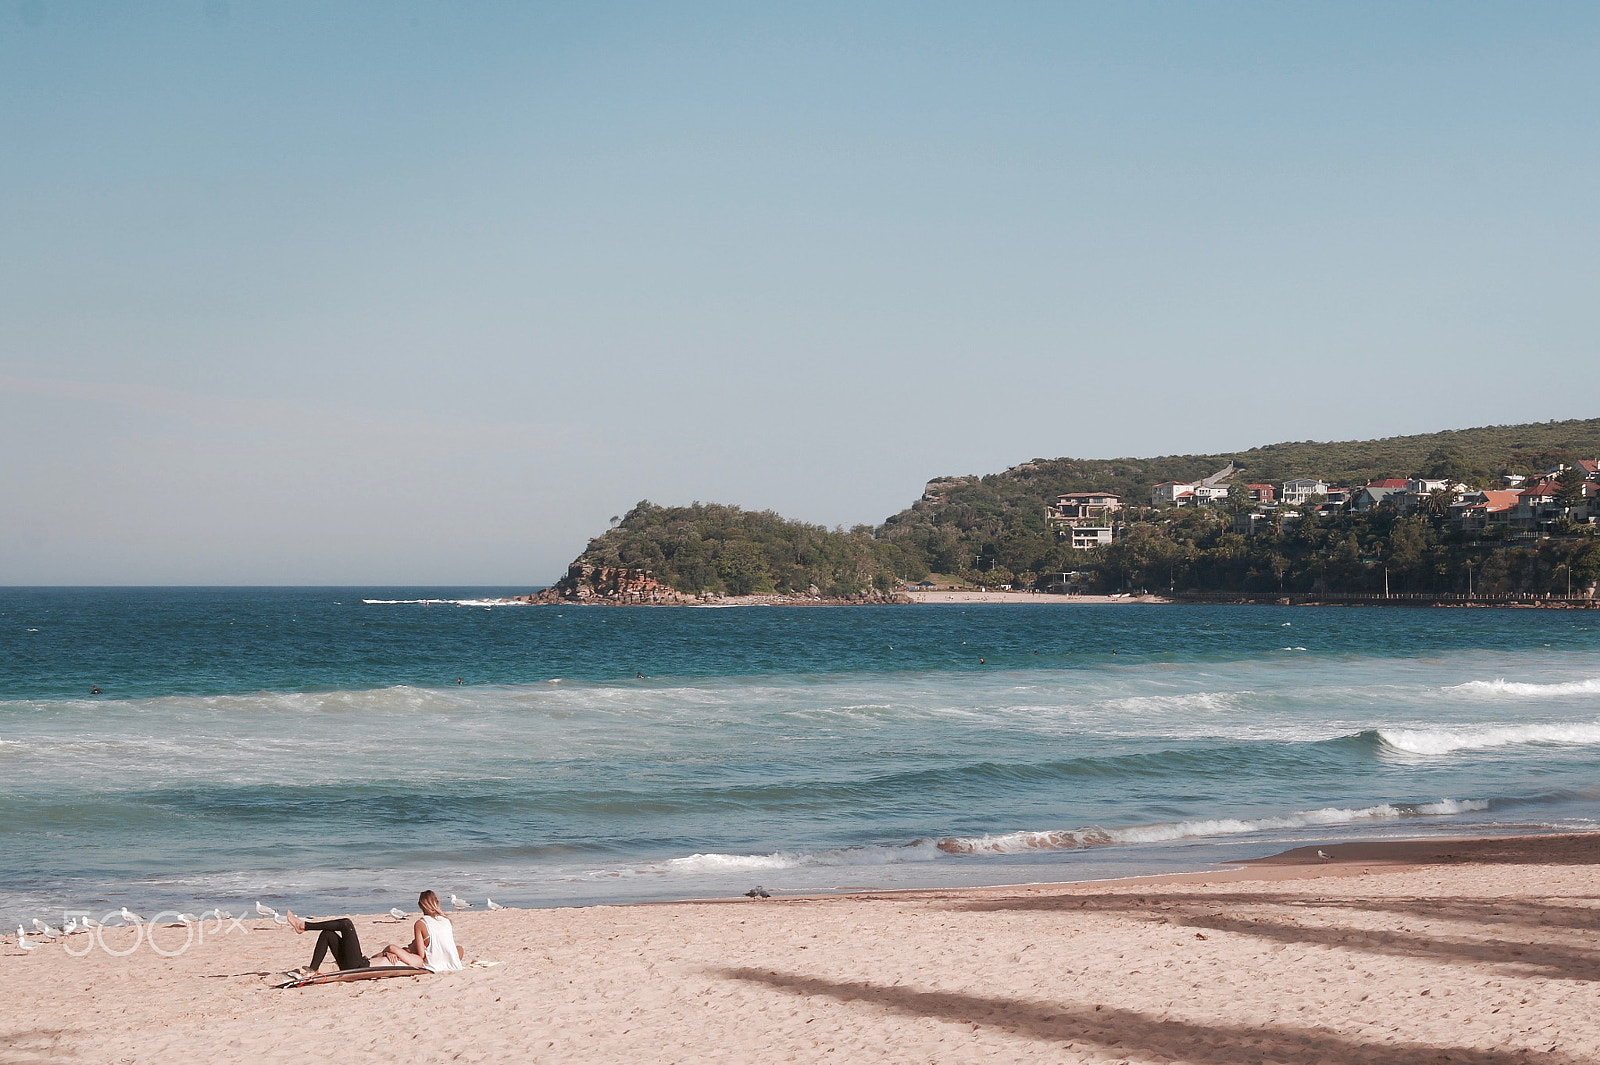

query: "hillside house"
left=1450, top=490, right=1520, bottom=534
left=1280, top=479, right=1330, bottom=505
left=1151, top=482, right=1196, bottom=507
left=1047, top=492, right=1124, bottom=523
left=1352, top=485, right=1405, bottom=512
left=1247, top=484, right=1277, bottom=504
left=1046, top=492, right=1122, bottom=550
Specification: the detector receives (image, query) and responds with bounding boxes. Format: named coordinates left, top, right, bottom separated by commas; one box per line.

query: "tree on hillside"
left=1557, top=465, right=1589, bottom=507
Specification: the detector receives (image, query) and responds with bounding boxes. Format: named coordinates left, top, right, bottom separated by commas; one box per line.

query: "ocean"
left=4, top=588, right=1599, bottom=926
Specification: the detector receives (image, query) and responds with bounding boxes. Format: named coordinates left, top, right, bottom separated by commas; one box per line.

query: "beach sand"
left=906, top=590, right=1172, bottom=605
left=6, top=834, right=1599, bottom=1064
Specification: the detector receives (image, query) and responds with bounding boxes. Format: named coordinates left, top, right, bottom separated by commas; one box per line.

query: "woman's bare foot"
left=285, top=910, right=306, bottom=934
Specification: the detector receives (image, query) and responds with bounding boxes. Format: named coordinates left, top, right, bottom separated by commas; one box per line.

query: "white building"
left=1150, top=482, right=1196, bottom=507
left=1279, top=478, right=1329, bottom=505
left=1067, top=526, right=1115, bottom=550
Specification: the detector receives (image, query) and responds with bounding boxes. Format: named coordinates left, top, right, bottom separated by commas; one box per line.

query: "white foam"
left=1379, top=723, right=1600, bottom=755
left=939, top=799, right=1490, bottom=853
left=1106, top=691, right=1247, bottom=715
left=641, top=798, right=1494, bottom=873
left=654, top=840, right=946, bottom=874
left=1448, top=678, right=1600, bottom=698
left=361, top=598, right=526, bottom=607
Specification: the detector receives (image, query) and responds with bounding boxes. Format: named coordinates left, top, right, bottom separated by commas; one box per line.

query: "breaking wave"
left=649, top=798, right=1492, bottom=872
left=1377, top=723, right=1600, bottom=756
left=1448, top=678, right=1600, bottom=698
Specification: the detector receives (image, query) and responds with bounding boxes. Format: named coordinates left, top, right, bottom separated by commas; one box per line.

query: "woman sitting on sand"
left=370, top=890, right=465, bottom=972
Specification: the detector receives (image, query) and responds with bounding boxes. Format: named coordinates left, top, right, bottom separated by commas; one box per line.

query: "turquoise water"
left=4, top=589, right=1599, bottom=925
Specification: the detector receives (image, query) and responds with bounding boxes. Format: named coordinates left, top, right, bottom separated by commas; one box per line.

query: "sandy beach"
left=906, top=590, right=1172, bottom=605
left=6, top=834, right=1599, bottom=1064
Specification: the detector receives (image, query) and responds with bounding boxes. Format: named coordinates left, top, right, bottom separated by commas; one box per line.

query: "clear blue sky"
left=3, top=2, right=1596, bottom=584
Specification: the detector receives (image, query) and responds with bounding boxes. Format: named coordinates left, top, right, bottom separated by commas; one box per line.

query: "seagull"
left=273, top=913, right=288, bottom=925
left=61, top=919, right=78, bottom=936
left=388, top=908, right=409, bottom=921
left=448, top=894, right=472, bottom=909
left=176, top=913, right=198, bottom=925
left=120, top=907, right=144, bottom=925
left=255, top=901, right=278, bottom=919
left=485, top=898, right=503, bottom=910
left=744, top=886, right=771, bottom=899
left=1316, top=849, right=1333, bottom=861
left=16, top=927, right=34, bottom=951
left=31, top=919, right=58, bottom=938
left=80, top=915, right=101, bottom=931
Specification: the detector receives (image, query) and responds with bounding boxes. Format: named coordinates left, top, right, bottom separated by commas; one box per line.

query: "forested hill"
left=569, top=501, right=921, bottom=598
left=873, top=418, right=1600, bottom=579
left=556, top=419, right=1599, bottom=599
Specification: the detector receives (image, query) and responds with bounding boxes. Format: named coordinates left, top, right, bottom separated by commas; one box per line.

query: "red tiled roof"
left=1367, top=479, right=1408, bottom=489
left=1479, top=490, right=1520, bottom=512
left=1579, top=459, right=1599, bottom=475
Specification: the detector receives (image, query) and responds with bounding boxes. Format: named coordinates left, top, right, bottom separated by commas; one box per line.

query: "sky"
left=2, top=1, right=1596, bottom=584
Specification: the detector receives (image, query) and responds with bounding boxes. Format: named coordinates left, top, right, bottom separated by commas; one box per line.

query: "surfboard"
left=274, top=965, right=430, bottom=989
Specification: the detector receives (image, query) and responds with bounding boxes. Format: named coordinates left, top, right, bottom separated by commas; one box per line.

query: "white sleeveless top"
left=421, top=914, right=463, bottom=972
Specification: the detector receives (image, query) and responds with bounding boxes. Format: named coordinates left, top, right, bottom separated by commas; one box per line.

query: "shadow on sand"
left=719, top=966, right=1584, bottom=1065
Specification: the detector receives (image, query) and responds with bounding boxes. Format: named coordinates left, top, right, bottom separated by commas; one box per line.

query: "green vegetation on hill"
left=573, top=501, right=925, bottom=597
left=875, top=418, right=1600, bottom=588
left=558, top=420, right=1600, bottom=599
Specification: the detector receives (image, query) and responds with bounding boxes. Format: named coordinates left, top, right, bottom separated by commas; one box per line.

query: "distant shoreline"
left=514, top=589, right=1594, bottom=608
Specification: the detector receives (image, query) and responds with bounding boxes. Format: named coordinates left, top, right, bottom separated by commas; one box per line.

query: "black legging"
left=303, top=918, right=369, bottom=971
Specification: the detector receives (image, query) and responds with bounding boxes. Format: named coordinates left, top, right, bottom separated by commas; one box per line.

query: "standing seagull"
left=448, top=894, right=472, bottom=909
left=119, top=907, right=143, bottom=925
left=16, top=927, right=35, bottom=951
left=485, top=898, right=504, bottom=910
left=254, top=901, right=278, bottom=919
left=1316, top=849, right=1333, bottom=861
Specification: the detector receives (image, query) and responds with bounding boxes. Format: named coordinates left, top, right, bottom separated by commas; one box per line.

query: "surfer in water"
left=370, top=890, right=465, bottom=972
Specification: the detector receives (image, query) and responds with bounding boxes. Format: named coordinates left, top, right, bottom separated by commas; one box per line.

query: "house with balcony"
left=1279, top=478, right=1329, bottom=505
left=1246, top=484, right=1277, bottom=504
left=1150, top=482, right=1196, bottom=507
left=1046, top=492, right=1123, bottom=550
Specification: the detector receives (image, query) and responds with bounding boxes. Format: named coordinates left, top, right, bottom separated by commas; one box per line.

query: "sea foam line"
left=641, top=798, right=1491, bottom=873
left=1378, top=723, right=1600, bottom=756
left=1448, top=678, right=1600, bottom=698
left=361, top=598, right=526, bottom=607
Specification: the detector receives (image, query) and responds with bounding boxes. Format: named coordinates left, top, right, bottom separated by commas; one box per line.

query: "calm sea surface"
left=3, top=588, right=1599, bottom=925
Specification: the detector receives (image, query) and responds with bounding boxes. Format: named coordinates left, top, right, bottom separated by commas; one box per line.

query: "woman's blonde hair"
left=418, top=890, right=444, bottom=917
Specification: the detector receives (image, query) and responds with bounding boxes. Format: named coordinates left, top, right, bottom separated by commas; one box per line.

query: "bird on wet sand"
left=1316, top=849, right=1333, bottom=861
left=255, top=901, right=278, bottom=919
left=16, top=927, right=34, bottom=951
left=119, top=907, right=143, bottom=925
left=388, top=908, right=409, bottom=921
left=485, top=898, right=504, bottom=910
left=745, top=886, right=771, bottom=899
left=449, top=894, right=472, bottom=909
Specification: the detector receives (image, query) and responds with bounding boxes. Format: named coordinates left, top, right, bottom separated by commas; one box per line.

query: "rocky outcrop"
left=529, top=563, right=912, bottom=606
left=531, top=564, right=696, bottom=605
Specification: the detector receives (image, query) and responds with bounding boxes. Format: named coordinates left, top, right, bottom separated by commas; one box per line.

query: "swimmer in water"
left=91, top=685, right=101, bottom=695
